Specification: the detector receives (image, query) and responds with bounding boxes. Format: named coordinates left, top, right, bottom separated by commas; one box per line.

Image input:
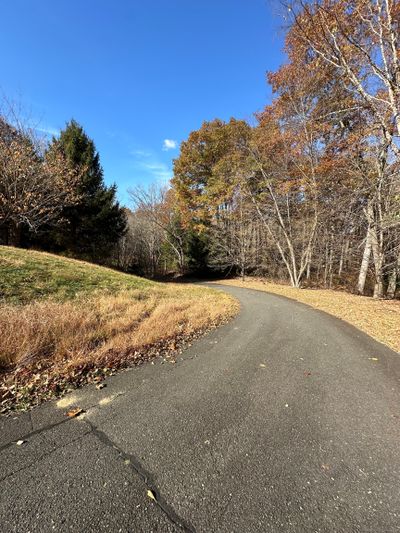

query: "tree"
left=172, top=119, right=252, bottom=227
left=208, top=183, right=258, bottom=279
left=46, top=120, right=126, bottom=261
left=287, top=0, right=400, bottom=296
left=288, top=0, right=400, bottom=152
left=0, top=116, right=80, bottom=246
left=246, top=53, right=328, bottom=287
left=172, top=118, right=256, bottom=276
left=129, top=185, right=189, bottom=274
left=115, top=207, right=165, bottom=276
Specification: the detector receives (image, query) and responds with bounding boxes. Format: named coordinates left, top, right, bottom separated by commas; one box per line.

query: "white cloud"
left=130, top=146, right=173, bottom=185
left=162, top=139, right=177, bottom=151
left=141, top=161, right=172, bottom=183
left=35, top=125, right=60, bottom=137
left=130, top=148, right=152, bottom=158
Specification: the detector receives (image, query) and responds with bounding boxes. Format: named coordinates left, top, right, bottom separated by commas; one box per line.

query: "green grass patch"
left=0, top=246, right=154, bottom=304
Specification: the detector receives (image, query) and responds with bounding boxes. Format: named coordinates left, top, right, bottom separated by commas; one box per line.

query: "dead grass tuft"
left=216, top=278, right=400, bottom=353
left=0, top=286, right=237, bottom=370
left=0, top=285, right=238, bottom=412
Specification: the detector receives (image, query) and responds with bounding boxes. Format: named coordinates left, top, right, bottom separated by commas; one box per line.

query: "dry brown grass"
left=0, top=284, right=238, bottom=412
left=0, top=285, right=237, bottom=370
left=215, top=278, right=400, bottom=353
left=0, top=248, right=238, bottom=413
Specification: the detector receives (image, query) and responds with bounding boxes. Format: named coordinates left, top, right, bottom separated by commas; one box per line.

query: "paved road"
left=1, top=284, right=400, bottom=532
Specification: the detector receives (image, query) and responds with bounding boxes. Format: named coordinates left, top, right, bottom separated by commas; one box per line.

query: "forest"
left=126, top=0, right=400, bottom=299
left=1, top=0, right=399, bottom=299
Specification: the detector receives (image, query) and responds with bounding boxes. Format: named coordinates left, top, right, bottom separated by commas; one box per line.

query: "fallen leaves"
left=1, top=362, right=115, bottom=415
left=66, top=407, right=84, bottom=418
left=147, top=489, right=156, bottom=502
left=1, top=325, right=223, bottom=415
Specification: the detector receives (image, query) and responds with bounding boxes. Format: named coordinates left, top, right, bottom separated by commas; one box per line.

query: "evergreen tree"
left=46, top=120, right=126, bottom=261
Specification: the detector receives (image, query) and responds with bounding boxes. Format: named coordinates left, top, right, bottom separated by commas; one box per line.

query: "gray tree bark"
left=357, top=223, right=373, bottom=295
left=387, top=253, right=400, bottom=299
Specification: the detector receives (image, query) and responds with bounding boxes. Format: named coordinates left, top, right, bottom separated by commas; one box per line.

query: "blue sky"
left=1, top=0, right=285, bottom=206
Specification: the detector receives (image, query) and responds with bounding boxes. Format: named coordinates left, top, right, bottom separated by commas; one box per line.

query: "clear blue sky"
left=1, top=0, right=285, bottom=206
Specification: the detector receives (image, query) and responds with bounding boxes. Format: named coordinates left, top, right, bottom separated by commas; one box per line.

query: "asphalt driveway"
left=1, top=284, right=400, bottom=532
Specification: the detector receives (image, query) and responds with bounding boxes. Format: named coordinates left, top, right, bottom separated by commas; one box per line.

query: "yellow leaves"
left=147, top=489, right=156, bottom=501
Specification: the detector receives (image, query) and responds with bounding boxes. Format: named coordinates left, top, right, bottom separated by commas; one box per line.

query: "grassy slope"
left=0, top=247, right=238, bottom=412
left=216, top=278, right=400, bottom=353
left=0, top=246, right=153, bottom=304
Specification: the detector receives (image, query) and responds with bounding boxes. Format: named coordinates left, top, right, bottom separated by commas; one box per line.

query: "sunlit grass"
left=0, top=246, right=153, bottom=304
left=0, top=247, right=238, bottom=411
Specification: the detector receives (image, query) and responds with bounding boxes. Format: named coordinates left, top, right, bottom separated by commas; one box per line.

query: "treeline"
left=1, top=1, right=399, bottom=298
left=116, top=186, right=208, bottom=277
left=0, top=115, right=126, bottom=263
left=120, top=0, right=400, bottom=298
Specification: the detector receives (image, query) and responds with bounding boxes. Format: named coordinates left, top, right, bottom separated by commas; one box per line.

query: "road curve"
left=1, top=284, right=400, bottom=532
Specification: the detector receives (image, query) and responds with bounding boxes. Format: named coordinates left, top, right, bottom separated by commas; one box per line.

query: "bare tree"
left=0, top=115, right=81, bottom=246
left=128, top=184, right=187, bottom=273
left=209, top=184, right=258, bottom=279
left=287, top=0, right=400, bottom=297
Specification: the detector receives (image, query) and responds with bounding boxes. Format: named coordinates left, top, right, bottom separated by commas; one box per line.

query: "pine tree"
left=46, top=120, right=126, bottom=261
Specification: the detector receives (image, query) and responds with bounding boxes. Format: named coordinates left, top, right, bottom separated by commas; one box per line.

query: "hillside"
left=0, top=247, right=238, bottom=413
left=0, top=247, right=154, bottom=304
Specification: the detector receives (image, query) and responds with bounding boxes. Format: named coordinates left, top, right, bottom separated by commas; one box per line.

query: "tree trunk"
left=338, top=238, right=349, bottom=277
left=241, top=264, right=245, bottom=281
left=7, top=222, right=22, bottom=247
left=306, top=256, right=311, bottom=280
left=373, top=275, right=384, bottom=299
left=324, top=241, right=329, bottom=288
left=338, top=242, right=344, bottom=277
left=371, top=226, right=385, bottom=299
left=357, top=225, right=373, bottom=295
left=387, top=254, right=400, bottom=299
left=328, top=234, right=334, bottom=288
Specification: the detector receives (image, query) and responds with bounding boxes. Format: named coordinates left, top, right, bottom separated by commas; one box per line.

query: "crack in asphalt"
left=85, top=420, right=196, bottom=533
left=1, top=413, right=195, bottom=532
left=0, top=416, right=73, bottom=453
left=0, top=429, right=91, bottom=483
left=0, top=391, right=128, bottom=452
